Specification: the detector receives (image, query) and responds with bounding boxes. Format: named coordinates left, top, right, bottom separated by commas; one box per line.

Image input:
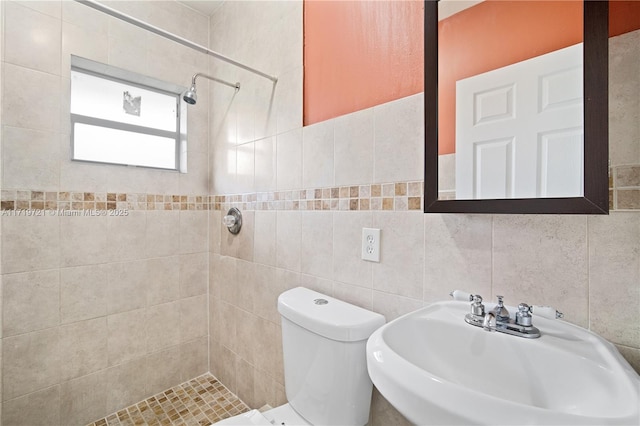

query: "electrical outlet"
left=362, top=228, right=381, bottom=262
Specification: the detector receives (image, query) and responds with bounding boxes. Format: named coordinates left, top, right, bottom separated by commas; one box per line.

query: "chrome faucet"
left=463, top=295, right=541, bottom=339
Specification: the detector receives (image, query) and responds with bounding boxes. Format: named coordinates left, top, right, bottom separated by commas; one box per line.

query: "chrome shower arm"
left=191, top=73, right=240, bottom=90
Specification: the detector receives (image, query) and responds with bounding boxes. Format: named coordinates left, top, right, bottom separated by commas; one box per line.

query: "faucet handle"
left=516, top=303, right=533, bottom=327
left=470, top=294, right=485, bottom=316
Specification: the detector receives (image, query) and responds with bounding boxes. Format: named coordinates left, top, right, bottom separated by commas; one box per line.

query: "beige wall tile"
left=301, top=211, right=333, bottom=279
left=60, top=317, right=107, bottom=381
left=60, top=215, right=108, bottom=268
left=332, top=282, right=373, bottom=311
left=105, top=357, right=148, bottom=415
left=236, top=358, right=256, bottom=408
left=254, top=136, right=277, bottom=192
left=4, top=2, right=61, bottom=75
left=60, top=264, right=108, bottom=324
left=372, top=290, right=421, bottom=322
left=106, top=211, right=146, bottom=263
left=179, top=252, right=208, bottom=298
left=14, top=0, right=61, bottom=19
left=2, top=127, right=60, bottom=191
left=209, top=341, right=238, bottom=394
left=3, top=270, right=59, bottom=336
left=252, top=317, right=279, bottom=379
left=1, top=215, right=60, bottom=274
left=179, top=152, right=209, bottom=195
left=107, top=309, right=147, bottom=367
left=334, top=108, right=374, bottom=186
left=609, top=31, right=640, bottom=166
left=588, top=212, right=640, bottom=347
left=3, top=63, right=61, bottom=132
left=61, top=20, right=109, bottom=78
left=59, top=154, right=108, bottom=193
left=146, top=345, right=181, bottom=397
left=180, top=337, right=208, bottom=381
left=180, top=294, right=208, bottom=343
left=145, top=211, right=180, bottom=258
left=275, top=67, right=303, bottom=135
left=210, top=210, right=222, bottom=255
left=218, top=302, right=238, bottom=354
left=424, top=214, right=493, bottom=303
left=215, top=255, right=239, bottom=306
left=369, top=387, right=411, bottom=426
left=253, top=211, right=277, bottom=266
left=276, top=128, right=303, bottom=191
left=3, top=385, right=60, bottom=426
left=60, top=370, right=107, bottom=426
left=212, top=137, right=238, bottom=195
left=302, top=119, right=334, bottom=189
left=179, top=211, right=208, bottom=254
left=3, top=328, right=60, bottom=400
left=236, top=260, right=257, bottom=313
left=236, top=142, right=255, bottom=193
left=299, top=273, right=332, bottom=297
left=493, top=215, right=589, bottom=327
left=237, top=210, right=255, bottom=261
left=251, top=264, right=281, bottom=324
left=276, top=211, right=301, bottom=272
left=374, top=93, right=424, bottom=183
left=107, top=260, right=148, bottom=316
left=61, top=0, right=108, bottom=34
left=372, top=212, right=424, bottom=299
left=332, top=211, right=373, bottom=288
left=147, top=256, right=180, bottom=306
left=146, top=301, right=180, bottom=353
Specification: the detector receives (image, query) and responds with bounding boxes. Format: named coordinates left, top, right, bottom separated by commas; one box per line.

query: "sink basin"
left=366, top=301, right=640, bottom=425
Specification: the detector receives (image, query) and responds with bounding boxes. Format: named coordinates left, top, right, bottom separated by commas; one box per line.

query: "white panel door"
left=456, top=43, right=583, bottom=199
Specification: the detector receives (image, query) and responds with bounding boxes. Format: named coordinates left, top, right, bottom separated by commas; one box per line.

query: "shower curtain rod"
left=74, top=0, right=278, bottom=84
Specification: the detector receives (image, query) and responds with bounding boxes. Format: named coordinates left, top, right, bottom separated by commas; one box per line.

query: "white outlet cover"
left=362, top=228, right=381, bottom=262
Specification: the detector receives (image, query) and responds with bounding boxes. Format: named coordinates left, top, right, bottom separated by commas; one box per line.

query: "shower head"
left=183, top=85, right=197, bottom=105
left=183, top=73, right=240, bottom=106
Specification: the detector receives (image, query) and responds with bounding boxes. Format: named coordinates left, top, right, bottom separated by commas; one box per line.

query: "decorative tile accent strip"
left=2, top=169, right=638, bottom=213
left=0, top=190, right=210, bottom=212
left=212, top=181, right=425, bottom=212
left=611, top=165, right=640, bottom=211
left=87, top=373, right=250, bottom=426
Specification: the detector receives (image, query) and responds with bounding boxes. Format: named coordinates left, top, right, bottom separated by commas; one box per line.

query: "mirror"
left=424, top=0, right=609, bottom=214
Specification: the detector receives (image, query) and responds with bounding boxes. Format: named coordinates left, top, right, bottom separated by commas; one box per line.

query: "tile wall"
left=0, top=1, right=212, bottom=424
left=207, top=3, right=639, bottom=425
left=0, top=1, right=638, bottom=425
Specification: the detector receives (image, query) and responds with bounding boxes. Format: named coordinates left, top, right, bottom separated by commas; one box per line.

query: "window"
left=70, top=56, right=187, bottom=171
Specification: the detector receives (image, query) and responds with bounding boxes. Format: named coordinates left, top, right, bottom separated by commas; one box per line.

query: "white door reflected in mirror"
left=455, top=43, right=584, bottom=200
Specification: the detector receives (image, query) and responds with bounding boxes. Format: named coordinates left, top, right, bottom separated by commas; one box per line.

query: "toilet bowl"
left=212, top=287, right=385, bottom=426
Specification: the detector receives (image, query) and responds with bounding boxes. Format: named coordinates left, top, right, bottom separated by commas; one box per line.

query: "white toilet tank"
left=277, top=287, right=386, bottom=426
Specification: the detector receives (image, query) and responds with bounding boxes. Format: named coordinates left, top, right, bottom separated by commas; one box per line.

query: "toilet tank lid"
left=277, top=287, right=386, bottom=342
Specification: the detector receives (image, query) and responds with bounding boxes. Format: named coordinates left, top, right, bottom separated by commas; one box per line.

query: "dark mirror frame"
left=424, top=0, right=609, bottom=214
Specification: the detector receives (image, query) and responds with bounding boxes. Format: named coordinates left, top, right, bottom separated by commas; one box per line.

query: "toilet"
left=214, top=287, right=386, bottom=426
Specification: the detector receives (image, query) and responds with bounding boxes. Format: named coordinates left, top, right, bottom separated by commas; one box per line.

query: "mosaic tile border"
left=87, top=373, right=250, bottom=426
left=214, top=181, right=424, bottom=212
left=0, top=181, right=426, bottom=213
left=1, top=165, right=638, bottom=213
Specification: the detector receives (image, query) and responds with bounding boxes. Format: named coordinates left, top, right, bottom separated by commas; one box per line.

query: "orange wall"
left=303, top=0, right=424, bottom=125
left=303, top=1, right=640, bottom=141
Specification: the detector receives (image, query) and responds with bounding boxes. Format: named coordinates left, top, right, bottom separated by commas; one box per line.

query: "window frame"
left=70, top=56, right=188, bottom=172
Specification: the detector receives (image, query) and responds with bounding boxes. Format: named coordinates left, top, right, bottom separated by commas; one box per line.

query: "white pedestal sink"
left=366, top=301, right=640, bottom=425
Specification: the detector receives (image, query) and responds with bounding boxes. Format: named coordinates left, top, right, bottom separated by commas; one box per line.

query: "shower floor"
left=87, top=373, right=250, bottom=426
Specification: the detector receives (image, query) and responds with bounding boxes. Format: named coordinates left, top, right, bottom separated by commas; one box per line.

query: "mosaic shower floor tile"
left=87, top=373, right=250, bottom=426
